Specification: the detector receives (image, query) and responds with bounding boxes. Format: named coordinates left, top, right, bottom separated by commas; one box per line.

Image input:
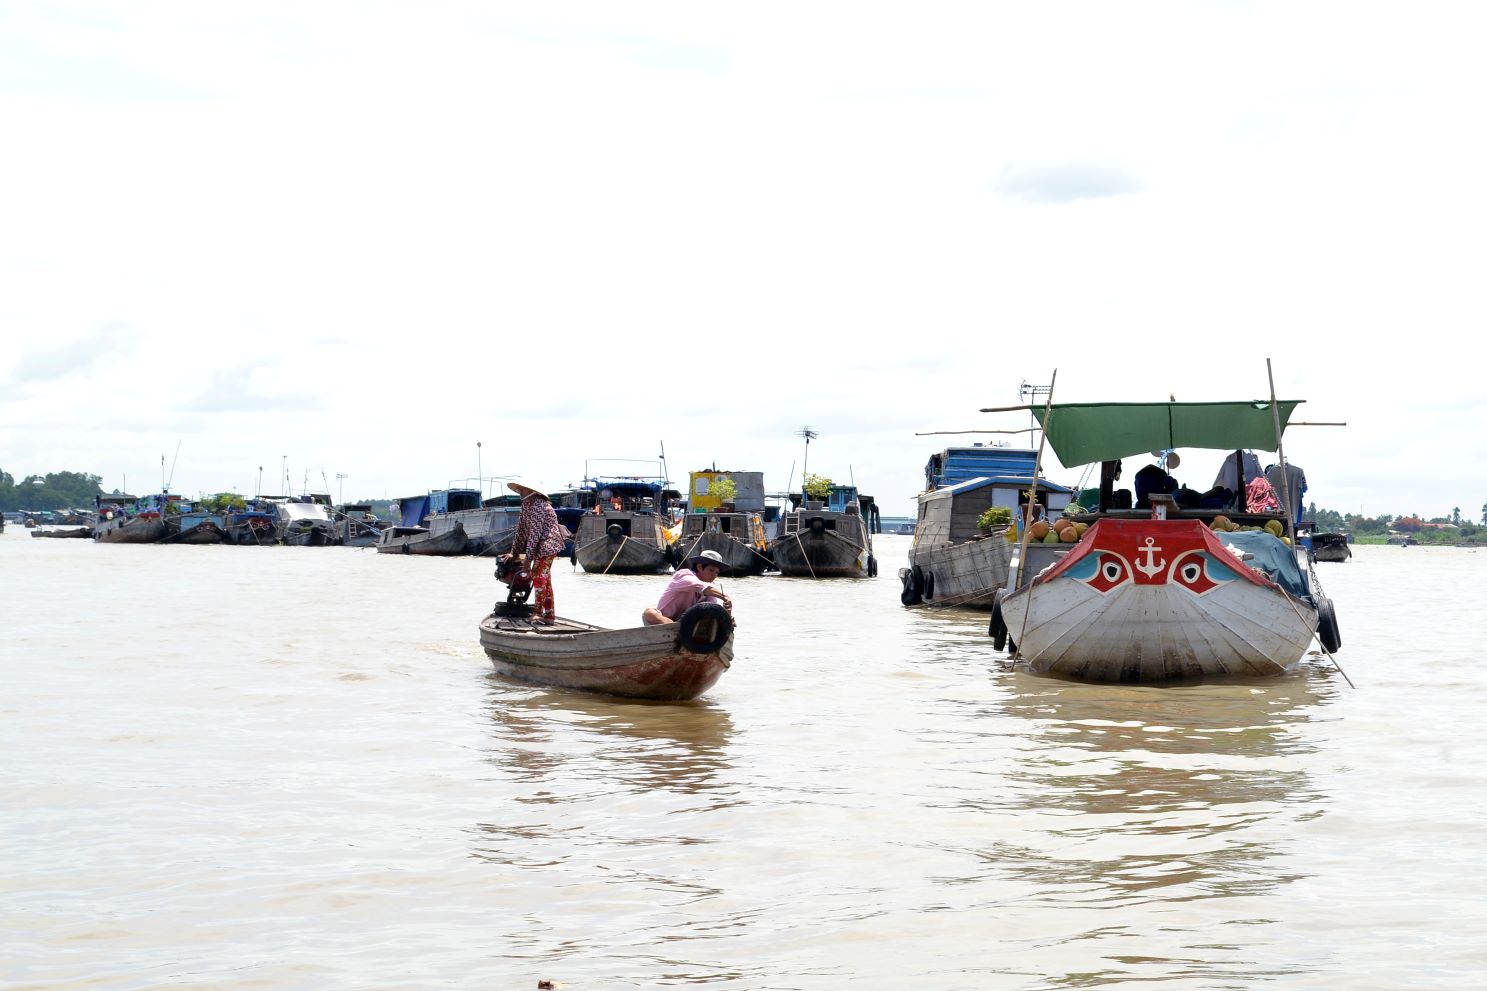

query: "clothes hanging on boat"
left=1214, top=451, right=1262, bottom=492
left=1245, top=476, right=1282, bottom=514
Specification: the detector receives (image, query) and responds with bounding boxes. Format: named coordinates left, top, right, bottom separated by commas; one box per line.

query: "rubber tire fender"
left=989, top=589, right=1009, bottom=652
left=1317, top=596, right=1342, bottom=653
left=606, top=523, right=624, bottom=539
left=807, top=516, right=826, bottom=536
left=867, top=554, right=878, bottom=578
left=922, top=571, right=935, bottom=601
left=676, top=601, right=733, bottom=655
left=901, top=565, right=924, bottom=606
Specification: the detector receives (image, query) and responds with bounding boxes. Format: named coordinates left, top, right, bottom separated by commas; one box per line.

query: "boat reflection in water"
left=964, top=670, right=1338, bottom=986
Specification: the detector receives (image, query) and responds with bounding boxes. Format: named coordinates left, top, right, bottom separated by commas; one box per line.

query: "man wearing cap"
left=503, top=482, right=569, bottom=625
left=642, top=549, right=733, bottom=626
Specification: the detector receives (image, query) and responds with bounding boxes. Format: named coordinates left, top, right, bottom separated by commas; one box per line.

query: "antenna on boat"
left=797, top=427, right=818, bottom=487
left=256, top=466, right=262, bottom=499
left=477, top=441, right=483, bottom=499
left=1019, top=381, right=1051, bottom=446
left=658, top=440, right=670, bottom=487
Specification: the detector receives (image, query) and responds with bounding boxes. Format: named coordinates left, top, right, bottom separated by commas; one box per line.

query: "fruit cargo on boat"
left=988, top=398, right=1342, bottom=683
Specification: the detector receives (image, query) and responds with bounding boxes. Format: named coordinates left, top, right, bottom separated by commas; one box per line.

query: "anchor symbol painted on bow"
left=1134, top=536, right=1166, bottom=577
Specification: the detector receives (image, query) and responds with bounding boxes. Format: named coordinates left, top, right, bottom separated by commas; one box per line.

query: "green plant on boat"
left=803, top=474, right=832, bottom=500
left=977, top=506, right=1013, bottom=530
left=712, top=476, right=738, bottom=505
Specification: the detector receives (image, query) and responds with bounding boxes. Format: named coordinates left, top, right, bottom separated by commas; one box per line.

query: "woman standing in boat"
left=503, top=482, right=569, bottom=625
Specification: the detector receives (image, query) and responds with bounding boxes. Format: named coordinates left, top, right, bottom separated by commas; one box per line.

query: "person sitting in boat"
left=1134, top=453, right=1181, bottom=508
left=501, top=482, right=569, bottom=626
left=642, top=549, right=733, bottom=626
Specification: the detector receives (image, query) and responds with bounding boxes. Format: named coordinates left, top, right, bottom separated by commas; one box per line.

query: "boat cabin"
left=916, top=475, right=1074, bottom=546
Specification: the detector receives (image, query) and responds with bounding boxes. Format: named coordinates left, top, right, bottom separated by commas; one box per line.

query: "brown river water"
left=3, top=531, right=1484, bottom=989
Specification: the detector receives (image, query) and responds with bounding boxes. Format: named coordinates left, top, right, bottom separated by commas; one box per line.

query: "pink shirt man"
left=656, top=568, right=716, bottom=621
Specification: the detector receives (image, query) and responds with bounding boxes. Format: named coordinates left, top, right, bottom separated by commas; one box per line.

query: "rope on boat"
left=601, top=535, right=629, bottom=575
left=790, top=532, right=818, bottom=580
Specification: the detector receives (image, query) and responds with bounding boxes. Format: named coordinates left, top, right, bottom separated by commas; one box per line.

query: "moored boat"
left=903, top=446, right=1074, bottom=609
left=93, top=492, right=172, bottom=544
left=479, top=602, right=734, bottom=701
left=223, top=501, right=280, bottom=545
left=333, top=503, right=390, bottom=547
left=375, top=523, right=469, bottom=555
left=572, top=476, right=680, bottom=574
left=271, top=496, right=336, bottom=546
left=987, top=397, right=1342, bottom=683
left=769, top=483, right=876, bottom=578
left=674, top=469, right=772, bottom=575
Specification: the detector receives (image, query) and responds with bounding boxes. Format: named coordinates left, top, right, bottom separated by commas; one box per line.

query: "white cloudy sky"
left=3, top=2, right=1484, bottom=518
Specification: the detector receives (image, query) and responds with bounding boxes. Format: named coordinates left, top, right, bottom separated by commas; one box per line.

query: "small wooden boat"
left=478, top=602, right=734, bottom=701
left=375, top=523, right=469, bottom=555
left=986, top=397, right=1341, bottom=683
left=30, top=525, right=92, bottom=538
left=1309, top=532, right=1352, bottom=563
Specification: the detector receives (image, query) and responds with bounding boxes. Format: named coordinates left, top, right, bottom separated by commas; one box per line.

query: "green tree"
left=803, top=473, right=832, bottom=500
left=1453, top=507, right=1462, bottom=525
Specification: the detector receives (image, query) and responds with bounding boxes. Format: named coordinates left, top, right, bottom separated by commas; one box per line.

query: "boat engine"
left=494, top=555, right=534, bottom=617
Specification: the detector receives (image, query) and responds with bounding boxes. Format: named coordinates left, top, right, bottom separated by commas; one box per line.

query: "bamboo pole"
left=1010, top=370, right=1057, bottom=660
left=1266, top=358, right=1355, bottom=689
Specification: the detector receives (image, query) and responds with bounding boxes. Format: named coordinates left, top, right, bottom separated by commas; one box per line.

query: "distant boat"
left=395, top=488, right=523, bottom=556
left=375, top=523, right=469, bottom=555
left=164, top=510, right=226, bottom=544
left=769, top=484, right=877, bottom=579
left=271, top=496, right=336, bottom=546
left=30, top=525, right=92, bottom=539
left=903, top=446, right=1074, bottom=609
left=1310, top=532, right=1352, bottom=562
left=94, top=492, right=172, bottom=544
left=223, top=501, right=280, bottom=545
left=573, top=476, right=680, bottom=574
left=332, top=503, right=391, bottom=547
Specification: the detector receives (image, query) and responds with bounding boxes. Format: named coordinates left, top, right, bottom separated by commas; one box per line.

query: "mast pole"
left=1010, top=369, right=1057, bottom=660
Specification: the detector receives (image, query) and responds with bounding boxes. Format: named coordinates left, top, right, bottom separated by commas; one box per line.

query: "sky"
left=3, top=2, right=1484, bottom=519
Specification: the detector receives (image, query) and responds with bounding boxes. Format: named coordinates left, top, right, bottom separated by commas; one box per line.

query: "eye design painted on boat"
left=1169, top=551, right=1223, bottom=595
left=1083, top=552, right=1131, bottom=594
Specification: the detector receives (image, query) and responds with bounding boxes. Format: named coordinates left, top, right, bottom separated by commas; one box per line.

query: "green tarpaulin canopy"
left=1022, top=400, right=1303, bottom=467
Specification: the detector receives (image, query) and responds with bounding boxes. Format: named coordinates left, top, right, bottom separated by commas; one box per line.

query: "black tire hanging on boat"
left=606, top=523, right=623, bottom=539
left=867, top=554, right=878, bottom=578
left=807, top=516, right=826, bottom=536
left=922, top=571, right=935, bottom=601
left=901, top=565, right=923, bottom=606
left=989, top=589, right=1009, bottom=651
left=1317, top=596, right=1342, bottom=653
left=676, top=601, right=733, bottom=654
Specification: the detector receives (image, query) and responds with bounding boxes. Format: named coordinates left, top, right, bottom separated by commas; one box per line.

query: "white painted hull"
left=1002, top=564, right=1317, bottom=682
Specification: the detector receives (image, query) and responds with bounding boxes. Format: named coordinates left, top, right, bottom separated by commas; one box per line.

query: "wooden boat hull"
left=574, top=514, right=673, bottom=574
left=999, top=518, right=1318, bottom=682
left=376, top=523, right=469, bottom=555
left=769, top=528, right=870, bottom=578
left=1310, top=534, right=1352, bottom=563
left=94, top=517, right=166, bottom=544
left=905, top=529, right=1013, bottom=608
left=165, top=521, right=226, bottom=544
left=670, top=529, right=769, bottom=576
left=479, top=613, right=732, bottom=701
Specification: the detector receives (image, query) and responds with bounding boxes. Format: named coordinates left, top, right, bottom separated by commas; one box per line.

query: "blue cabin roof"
left=927, top=447, right=1047, bottom=490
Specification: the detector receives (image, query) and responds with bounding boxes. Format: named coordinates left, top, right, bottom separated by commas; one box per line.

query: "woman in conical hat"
left=504, top=482, right=566, bottom=624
